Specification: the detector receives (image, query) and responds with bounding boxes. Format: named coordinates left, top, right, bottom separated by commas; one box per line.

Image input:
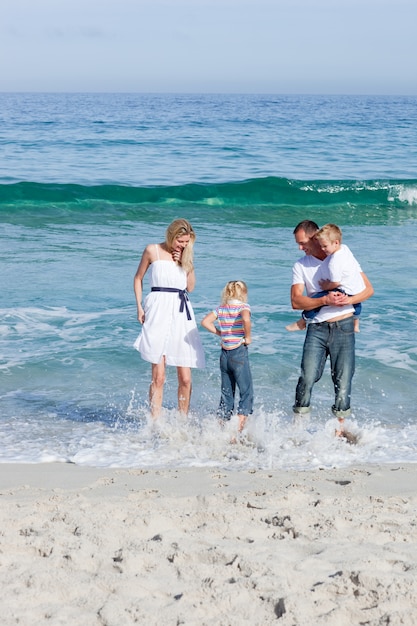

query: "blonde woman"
left=201, top=280, right=253, bottom=435
left=134, top=219, right=205, bottom=418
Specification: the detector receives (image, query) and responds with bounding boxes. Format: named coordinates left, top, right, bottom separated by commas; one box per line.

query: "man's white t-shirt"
left=292, top=253, right=357, bottom=323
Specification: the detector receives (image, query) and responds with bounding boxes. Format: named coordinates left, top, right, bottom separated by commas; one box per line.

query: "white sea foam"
left=395, top=184, right=417, bottom=205
left=1, top=403, right=417, bottom=470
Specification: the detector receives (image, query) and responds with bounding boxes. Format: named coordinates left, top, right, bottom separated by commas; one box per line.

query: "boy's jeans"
left=218, top=344, right=254, bottom=419
left=293, top=316, right=355, bottom=418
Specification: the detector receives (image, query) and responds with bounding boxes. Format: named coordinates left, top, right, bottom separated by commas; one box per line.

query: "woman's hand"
left=137, top=306, right=145, bottom=324
left=171, top=248, right=183, bottom=263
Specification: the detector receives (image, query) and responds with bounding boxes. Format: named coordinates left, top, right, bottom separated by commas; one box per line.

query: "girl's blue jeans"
left=217, top=344, right=254, bottom=419
left=293, top=316, right=355, bottom=418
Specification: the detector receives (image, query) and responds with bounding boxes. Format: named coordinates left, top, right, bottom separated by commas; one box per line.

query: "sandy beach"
left=1, top=462, right=417, bottom=625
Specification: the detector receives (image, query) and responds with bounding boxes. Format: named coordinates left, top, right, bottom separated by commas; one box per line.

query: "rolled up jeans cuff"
left=292, top=406, right=311, bottom=415
left=332, top=407, right=351, bottom=418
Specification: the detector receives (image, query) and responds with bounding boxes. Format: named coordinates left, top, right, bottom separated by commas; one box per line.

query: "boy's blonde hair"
left=221, top=280, right=248, bottom=304
left=165, top=218, right=195, bottom=274
left=316, top=223, right=342, bottom=243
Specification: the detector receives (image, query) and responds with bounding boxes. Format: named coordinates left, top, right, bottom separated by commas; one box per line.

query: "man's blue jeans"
left=293, top=316, right=355, bottom=418
left=218, top=344, right=254, bottom=419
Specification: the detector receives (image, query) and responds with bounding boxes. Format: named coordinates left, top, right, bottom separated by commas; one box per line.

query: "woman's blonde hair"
left=221, top=280, right=248, bottom=304
left=165, top=218, right=196, bottom=274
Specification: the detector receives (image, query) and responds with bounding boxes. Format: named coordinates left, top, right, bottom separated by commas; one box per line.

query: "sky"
left=1, top=0, right=417, bottom=95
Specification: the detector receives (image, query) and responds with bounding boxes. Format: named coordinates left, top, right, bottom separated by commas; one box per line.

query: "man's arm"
left=319, top=278, right=340, bottom=291
left=290, top=283, right=344, bottom=311
left=291, top=272, right=374, bottom=311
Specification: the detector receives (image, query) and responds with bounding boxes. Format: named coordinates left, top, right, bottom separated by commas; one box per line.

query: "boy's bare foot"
left=286, top=319, right=306, bottom=332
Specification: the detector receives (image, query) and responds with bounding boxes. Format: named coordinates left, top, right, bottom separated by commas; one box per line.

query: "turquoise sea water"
left=1, top=93, right=417, bottom=470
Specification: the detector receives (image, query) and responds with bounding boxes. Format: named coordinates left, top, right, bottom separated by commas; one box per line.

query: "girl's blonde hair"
left=316, top=223, right=342, bottom=243
left=221, top=280, right=248, bottom=304
left=165, top=218, right=196, bottom=274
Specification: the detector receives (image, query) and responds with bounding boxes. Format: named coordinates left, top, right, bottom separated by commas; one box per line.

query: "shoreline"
left=1, top=463, right=417, bottom=624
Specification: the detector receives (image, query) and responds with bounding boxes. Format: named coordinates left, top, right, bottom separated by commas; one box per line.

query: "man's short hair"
left=293, top=220, right=319, bottom=236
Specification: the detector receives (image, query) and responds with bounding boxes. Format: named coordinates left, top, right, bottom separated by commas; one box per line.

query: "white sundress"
left=134, top=254, right=205, bottom=368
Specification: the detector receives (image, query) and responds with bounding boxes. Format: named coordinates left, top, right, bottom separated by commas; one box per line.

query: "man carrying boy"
left=290, top=220, right=374, bottom=436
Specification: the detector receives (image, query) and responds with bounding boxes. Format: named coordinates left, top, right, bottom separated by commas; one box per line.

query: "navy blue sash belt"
left=151, top=287, right=192, bottom=320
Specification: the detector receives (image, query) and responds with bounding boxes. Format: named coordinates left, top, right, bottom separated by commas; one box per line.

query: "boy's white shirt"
left=292, top=254, right=355, bottom=323
left=318, top=244, right=365, bottom=294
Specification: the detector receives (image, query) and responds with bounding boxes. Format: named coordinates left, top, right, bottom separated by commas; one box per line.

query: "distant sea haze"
left=0, top=93, right=416, bottom=469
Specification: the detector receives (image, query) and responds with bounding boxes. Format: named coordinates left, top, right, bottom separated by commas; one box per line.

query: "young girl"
left=201, top=280, right=253, bottom=436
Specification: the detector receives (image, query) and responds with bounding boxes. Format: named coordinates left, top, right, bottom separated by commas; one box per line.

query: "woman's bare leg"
left=177, top=366, right=192, bottom=415
left=149, top=359, right=166, bottom=418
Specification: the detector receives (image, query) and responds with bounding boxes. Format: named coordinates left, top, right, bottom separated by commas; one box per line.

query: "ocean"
left=1, top=92, right=417, bottom=470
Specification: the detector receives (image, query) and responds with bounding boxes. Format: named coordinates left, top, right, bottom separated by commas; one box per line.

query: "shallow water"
left=1, top=93, right=416, bottom=469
